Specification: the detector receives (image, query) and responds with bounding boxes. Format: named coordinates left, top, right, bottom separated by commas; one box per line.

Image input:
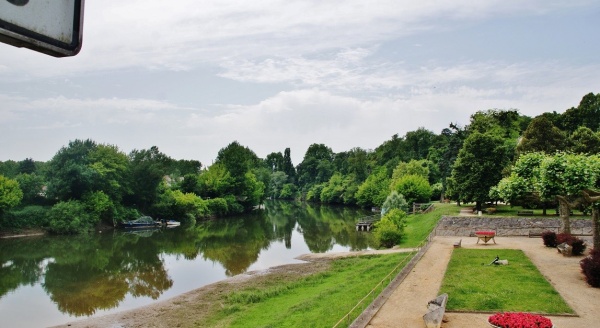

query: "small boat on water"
left=159, top=219, right=181, bottom=227
left=120, top=216, right=161, bottom=229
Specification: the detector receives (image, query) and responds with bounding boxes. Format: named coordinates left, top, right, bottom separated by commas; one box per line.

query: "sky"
left=1, top=0, right=599, bottom=167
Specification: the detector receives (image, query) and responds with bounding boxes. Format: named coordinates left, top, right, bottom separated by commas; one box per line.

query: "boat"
left=159, top=219, right=181, bottom=227
left=120, top=216, right=161, bottom=229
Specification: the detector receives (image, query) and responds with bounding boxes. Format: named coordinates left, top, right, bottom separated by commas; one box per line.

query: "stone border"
left=436, top=216, right=592, bottom=237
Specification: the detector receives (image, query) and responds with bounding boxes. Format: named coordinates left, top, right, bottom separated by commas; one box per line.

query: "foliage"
left=517, top=116, right=566, bottom=154
left=355, top=167, right=390, bottom=208
left=580, top=248, right=600, bottom=287
left=197, top=163, right=234, bottom=198
left=296, top=143, right=334, bottom=189
left=269, top=171, right=288, bottom=199
left=391, top=159, right=429, bottom=185
left=568, top=126, right=600, bottom=154
left=449, top=132, right=509, bottom=210
left=392, top=174, right=432, bottom=205
left=14, top=173, right=45, bottom=205
left=374, top=209, right=406, bottom=248
left=206, top=198, right=229, bottom=216
left=381, top=191, right=408, bottom=214
left=1, top=205, right=49, bottom=229
left=441, top=249, right=572, bottom=314
left=48, top=200, right=97, bottom=234
left=541, top=231, right=557, bottom=247
left=279, top=183, right=296, bottom=199
left=127, top=146, right=172, bottom=211
left=560, top=92, right=600, bottom=134
left=0, top=175, right=23, bottom=215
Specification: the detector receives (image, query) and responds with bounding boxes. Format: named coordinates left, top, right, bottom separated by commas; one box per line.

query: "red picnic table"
left=475, top=231, right=496, bottom=244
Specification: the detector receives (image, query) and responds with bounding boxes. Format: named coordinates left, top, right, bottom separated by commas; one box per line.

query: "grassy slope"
left=205, top=253, right=412, bottom=327
left=440, top=248, right=573, bottom=314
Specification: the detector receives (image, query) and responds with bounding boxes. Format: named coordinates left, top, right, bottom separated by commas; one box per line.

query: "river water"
left=0, top=201, right=375, bottom=327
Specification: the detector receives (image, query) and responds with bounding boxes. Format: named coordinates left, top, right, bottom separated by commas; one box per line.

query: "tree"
left=269, top=171, right=288, bottom=199
left=449, top=132, right=507, bottom=211
left=127, top=146, right=171, bottom=211
left=0, top=175, right=23, bottom=215
left=561, top=92, right=600, bottom=133
left=15, top=173, right=44, bottom=205
left=393, top=174, right=432, bottom=206
left=517, top=116, right=566, bottom=155
left=45, top=139, right=99, bottom=201
left=282, top=148, right=296, bottom=182
left=381, top=191, right=409, bottom=214
left=296, top=144, right=334, bottom=189
left=356, top=167, right=390, bottom=208
left=390, top=159, right=429, bottom=189
left=197, top=163, right=234, bottom=199
left=17, top=158, right=37, bottom=174
left=538, top=153, right=600, bottom=233
left=215, top=141, right=262, bottom=195
left=569, top=126, right=600, bottom=154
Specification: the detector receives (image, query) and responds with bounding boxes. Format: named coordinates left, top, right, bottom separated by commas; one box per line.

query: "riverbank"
left=52, top=247, right=413, bottom=328
left=54, top=237, right=600, bottom=328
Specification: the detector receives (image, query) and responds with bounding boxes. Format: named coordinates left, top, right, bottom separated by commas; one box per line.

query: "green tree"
left=296, top=144, right=334, bottom=189
left=45, top=139, right=99, bottom=201
left=381, top=191, right=409, bottom=214
left=215, top=141, right=262, bottom=196
left=568, top=126, right=600, bottom=154
left=127, top=146, right=171, bottom=212
left=517, top=116, right=566, bottom=155
left=17, top=158, right=37, bottom=174
left=269, top=171, right=288, bottom=199
left=449, top=132, right=507, bottom=211
left=14, top=173, right=44, bottom=205
left=561, top=92, right=600, bottom=133
left=390, top=159, right=429, bottom=190
left=197, top=163, right=234, bottom=199
left=393, top=174, right=432, bottom=206
left=0, top=175, right=23, bottom=215
left=356, top=167, right=390, bottom=208
left=282, top=148, right=296, bottom=182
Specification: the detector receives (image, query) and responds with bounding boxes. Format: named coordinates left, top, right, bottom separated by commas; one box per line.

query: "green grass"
left=204, top=253, right=412, bottom=328
left=440, top=249, right=573, bottom=314
left=399, top=202, right=457, bottom=248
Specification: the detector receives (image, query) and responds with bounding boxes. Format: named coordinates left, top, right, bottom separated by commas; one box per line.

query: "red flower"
left=488, top=312, right=553, bottom=328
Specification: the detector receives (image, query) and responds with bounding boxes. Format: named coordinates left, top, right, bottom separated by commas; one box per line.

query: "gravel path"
left=367, top=236, right=600, bottom=328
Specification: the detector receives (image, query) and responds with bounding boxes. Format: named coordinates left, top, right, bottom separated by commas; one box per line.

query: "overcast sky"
left=1, top=0, right=599, bottom=166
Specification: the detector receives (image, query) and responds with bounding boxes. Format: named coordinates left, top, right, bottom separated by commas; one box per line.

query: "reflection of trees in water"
left=195, top=213, right=273, bottom=276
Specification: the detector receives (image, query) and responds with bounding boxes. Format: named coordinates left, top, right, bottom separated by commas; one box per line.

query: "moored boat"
left=120, top=216, right=161, bottom=229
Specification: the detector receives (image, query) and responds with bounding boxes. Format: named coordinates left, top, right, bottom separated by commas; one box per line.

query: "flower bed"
left=488, top=312, right=553, bottom=328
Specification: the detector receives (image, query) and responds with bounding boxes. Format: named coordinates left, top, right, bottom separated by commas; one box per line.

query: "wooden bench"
left=453, top=239, right=462, bottom=248
left=423, top=293, right=448, bottom=328
left=528, top=230, right=544, bottom=238
left=517, top=210, right=534, bottom=216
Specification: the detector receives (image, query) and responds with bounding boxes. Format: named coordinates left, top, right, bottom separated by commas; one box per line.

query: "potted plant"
left=488, top=312, right=553, bottom=328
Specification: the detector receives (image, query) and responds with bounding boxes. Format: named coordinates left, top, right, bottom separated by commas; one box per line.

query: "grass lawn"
left=399, top=202, right=458, bottom=248
left=440, top=248, right=573, bottom=314
left=204, top=253, right=412, bottom=328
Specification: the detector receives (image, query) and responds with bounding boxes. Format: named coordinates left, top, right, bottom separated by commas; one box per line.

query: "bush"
left=48, top=200, right=97, bottom=234
left=2, top=205, right=49, bottom=229
left=392, top=174, right=432, bottom=205
left=581, top=248, right=600, bottom=287
left=541, top=231, right=557, bottom=247
left=373, top=208, right=406, bottom=248
left=207, top=197, right=228, bottom=216
left=557, top=233, right=587, bottom=256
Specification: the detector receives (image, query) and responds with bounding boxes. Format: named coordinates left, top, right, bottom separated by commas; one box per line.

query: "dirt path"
left=367, top=236, right=600, bottom=328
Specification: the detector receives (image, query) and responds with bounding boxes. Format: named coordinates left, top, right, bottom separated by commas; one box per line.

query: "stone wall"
left=435, top=216, right=592, bottom=237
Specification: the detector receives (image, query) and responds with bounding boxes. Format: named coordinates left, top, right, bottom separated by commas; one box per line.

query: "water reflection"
left=0, top=201, right=374, bottom=325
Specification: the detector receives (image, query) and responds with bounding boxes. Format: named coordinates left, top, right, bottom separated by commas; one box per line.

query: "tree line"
left=0, top=92, right=599, bottom=235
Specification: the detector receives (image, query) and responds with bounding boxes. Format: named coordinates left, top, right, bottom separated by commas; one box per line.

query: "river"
left=0, top=201, right=375, bottom=328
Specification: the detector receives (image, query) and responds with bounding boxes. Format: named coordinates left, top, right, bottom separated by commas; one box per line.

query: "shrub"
left=557, top=233, right=587, bottom=256
left=392, top=174, right=432, bottom=205
left=541, top=231, right=557, bottom=247
left=2, top=205, right=49, bottom=228
left=373, top=208, right=407, bottom=248
left=581, top=248, right=600, bottom=287
left=48, top=200, right=96, bottom=234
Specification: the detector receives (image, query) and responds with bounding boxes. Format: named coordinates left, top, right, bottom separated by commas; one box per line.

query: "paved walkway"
left=366, top=236, right=600, bottom=328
